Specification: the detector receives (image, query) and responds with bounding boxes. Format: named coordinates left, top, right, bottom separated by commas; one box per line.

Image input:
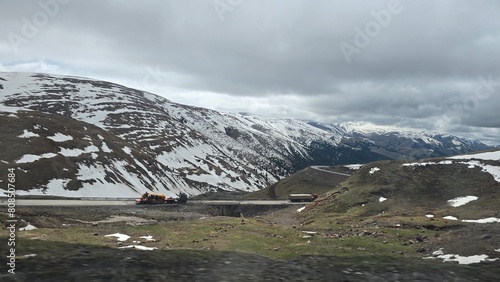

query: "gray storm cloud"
left=1, top=0, right=499, bottom=144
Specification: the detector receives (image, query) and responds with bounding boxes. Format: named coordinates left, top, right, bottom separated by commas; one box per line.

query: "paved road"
left=310, top=166, right=352, bottom=177
left=0, top=199, right=301, bottom=206
left=193, top=200, right=295, bottom=205
left=0, top=165, right=350, bottom=207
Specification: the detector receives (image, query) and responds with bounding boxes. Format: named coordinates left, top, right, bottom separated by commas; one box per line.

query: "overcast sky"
left=1, top=0, right=499, bottom=145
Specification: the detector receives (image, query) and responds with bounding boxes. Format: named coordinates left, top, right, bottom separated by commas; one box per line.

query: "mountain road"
left=310, top=165, right=352, bottom=177
left=0, top=199, right=302, bottom=206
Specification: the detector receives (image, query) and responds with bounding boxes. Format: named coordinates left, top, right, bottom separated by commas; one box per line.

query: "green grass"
left=304, top=158, right=500, bottom=220
left=243, top=167, right=350, bottom=200
left=4, top=153, right=499, bottom=264
left=2, top=214, right=441, bottom=260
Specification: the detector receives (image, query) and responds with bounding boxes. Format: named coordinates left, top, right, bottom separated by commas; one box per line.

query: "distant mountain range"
left=0, top=72, right=491, bottom=197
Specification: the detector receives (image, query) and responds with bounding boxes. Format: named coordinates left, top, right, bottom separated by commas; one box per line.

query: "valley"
left=1, top=72, right=500, bottom=280
left=0, top=72, right=491, bottom=199
left=1, top=195, right=499, bottom=281
left=2, top=149, right=500, bottom=280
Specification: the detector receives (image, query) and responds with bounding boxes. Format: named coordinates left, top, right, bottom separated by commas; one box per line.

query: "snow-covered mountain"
left=0, top=72, right=491, bottom=197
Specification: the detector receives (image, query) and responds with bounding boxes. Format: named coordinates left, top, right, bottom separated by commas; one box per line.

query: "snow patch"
left=344, top=164, right=362, bottom=170
left=0, top=104, right=22, bottom=113
left=18, top=130, right=39, bottom=138
left=118, top=245, right=157, bottom=251
left=426, top=214, right=434, bottom=218
left=402, top=160, right=452, bottom=167
left=123, top=146, right=132, bottom=154
left=16, top=153, right=57, bottom=163
left=379, top=197, right=387, bottom=202
left=449, top=151, right=500, bottom=161
left=59, top=145, right=99, bottom=157
left=47, top=133, right=73, bottom=142
left=297, top=206, right=306, bottom=212
left=432, top=249, right=444, bottom=256
left=369, top=167, right=380, bottom=174
left=101, top=142, right=112, bottom=153
left=19, top=223, right=38, bottom=231
left=443, top=216, right=458, bottom=221
left=140, top=235, right=156, bottom=242
left=436, top=254, right=497, bottom=265
left=447, top=196, right=478, bottom=207
left=105, top=233, right=130, bottom=242
left=462, top=217, right=500, bottom=223
left=428, top=248, right=498, bottom=264
left=479, top=164, right=500, bottom=182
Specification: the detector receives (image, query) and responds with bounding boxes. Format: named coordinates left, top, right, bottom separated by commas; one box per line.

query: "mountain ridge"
left=0, top=72, right=492, bottom=197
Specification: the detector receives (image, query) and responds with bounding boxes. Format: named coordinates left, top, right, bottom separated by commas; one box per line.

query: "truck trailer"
left=288, top=193, right=318, bottom=202
left=135, top=192, right=188, bottom=205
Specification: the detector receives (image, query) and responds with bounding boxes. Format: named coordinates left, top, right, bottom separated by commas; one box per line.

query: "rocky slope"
left=0, top=72, right=491, bottom=197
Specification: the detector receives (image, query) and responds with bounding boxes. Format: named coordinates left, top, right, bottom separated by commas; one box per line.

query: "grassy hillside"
left=303, top=153, right=500, bottom=220
left=242, top=166, right=352, bottom=200
left=2, top=152, right=500, bottom=280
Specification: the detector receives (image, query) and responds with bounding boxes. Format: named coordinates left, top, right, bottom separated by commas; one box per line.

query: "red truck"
left=135, top=192, right=188, bottom=205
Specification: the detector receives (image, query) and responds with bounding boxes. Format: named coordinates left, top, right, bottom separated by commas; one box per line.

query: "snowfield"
left=448, top=151, right=500, bottom=161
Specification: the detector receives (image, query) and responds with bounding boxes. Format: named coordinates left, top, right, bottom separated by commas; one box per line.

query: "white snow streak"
left=297, top=206, right=306, bottom=212
left=140, top=235, right=156, bottom=242
left=18, top=130, right=39, bottom=138
left=447, top=196, right=478, bottom=207
left=118, top=245, right=157, bottom=251
left=436, top=254, right=497, bottom=265
left=462, top=217, right=500, bottom=223
left=16, top=153, right=57, bottom=163
left=105, top=233, right=130, bottom=242
left=449, top=151, right=500, bottom=161
left=344, top=164, right=363, bottom=170
left=47, top=133, right=73, bottom=142
left=19, top=223, right=38, bottom=231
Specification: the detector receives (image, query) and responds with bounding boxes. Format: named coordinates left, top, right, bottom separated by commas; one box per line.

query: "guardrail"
left=79, top=197, right=136, bottom=201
